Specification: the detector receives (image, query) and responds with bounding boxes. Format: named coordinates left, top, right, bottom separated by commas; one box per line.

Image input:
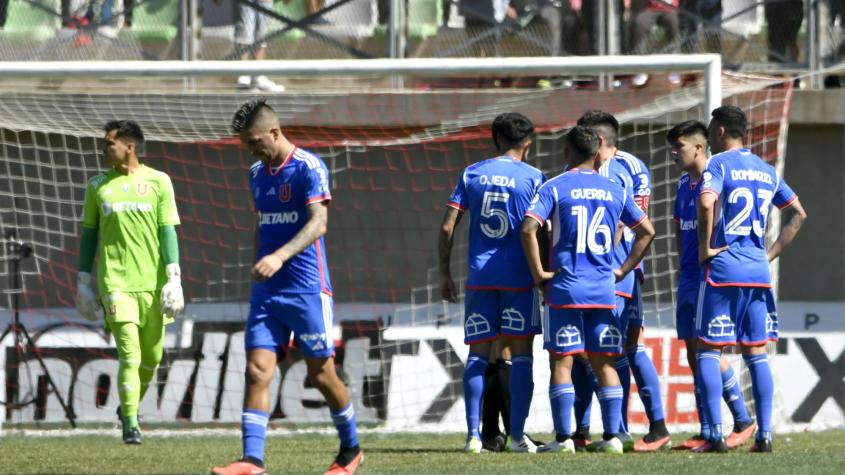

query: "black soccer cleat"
left=123, top=427, right=142, bottom=445
left=481, top=434, right=506, bottom=452
left=749, top=438, right=773, bottom=453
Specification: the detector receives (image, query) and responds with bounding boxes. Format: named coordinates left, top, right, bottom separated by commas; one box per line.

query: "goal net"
left=0, top=57, right=793, bottom=434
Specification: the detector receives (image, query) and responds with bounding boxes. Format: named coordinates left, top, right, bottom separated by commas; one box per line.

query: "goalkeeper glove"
left=161, top=263, right=185, bottom=318
left=75, top=272, right=100, bottom=321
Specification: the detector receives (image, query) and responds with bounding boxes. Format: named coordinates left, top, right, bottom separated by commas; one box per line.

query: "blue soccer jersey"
left=674, top=172, right=703, bottom=285
left=700, top=148, right=797, bottom=287
left=249, top=147, right=333, bottom=294
left=525, top=169, right=646, bottom=308
left=447, top=156, right=546, bottom=290
left=598, top=158, right=636, bottom=298
left=615, top=150, right=651, bottom=282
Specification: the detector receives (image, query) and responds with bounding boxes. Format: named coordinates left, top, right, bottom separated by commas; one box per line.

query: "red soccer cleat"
left=323, top=450, right=364, bottom=475
left=672, top=436, right=708, bottom=451
left=210, top=460, right=267, bottom=475
left=633, top=434, right=672, bottom=452
left=726, top=421, right=757, bottom=449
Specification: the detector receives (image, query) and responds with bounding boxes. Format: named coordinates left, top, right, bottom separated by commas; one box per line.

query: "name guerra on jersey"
left=478, top=175, right=517, bottom=187
left=730, top=169, right=774, bottom=184
left=571, top=188, right=614, bottom=201
left=259, top=211, right=299, bottom=225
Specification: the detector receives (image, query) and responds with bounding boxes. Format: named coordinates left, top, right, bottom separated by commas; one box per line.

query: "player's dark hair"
left=104, top=120, right=145, bottom=155
left=667, top=120, right=708, bottom=144
left=576, top=110, right=620, bottom=147
left=231, top=98, right=275, bottom=133
left=710, top=105, right=747, bottom=139
left=491, top=112, right=534, bottom=151
left=566, top=125, right=600, bottom=163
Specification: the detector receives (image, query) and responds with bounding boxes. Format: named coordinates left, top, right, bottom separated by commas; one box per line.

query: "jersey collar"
left=267, top=146, right=297, bottom=176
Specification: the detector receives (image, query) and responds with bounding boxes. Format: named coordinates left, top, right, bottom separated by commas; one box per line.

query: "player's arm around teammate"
left=75, top=120, right=184, bottom=445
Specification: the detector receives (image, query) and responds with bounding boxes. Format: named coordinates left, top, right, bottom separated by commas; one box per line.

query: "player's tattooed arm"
left=251, top=202, right=328, bottom=281
left=767, top=198, right=807, bottom=262
left=438, top=207, right=463, bottom=302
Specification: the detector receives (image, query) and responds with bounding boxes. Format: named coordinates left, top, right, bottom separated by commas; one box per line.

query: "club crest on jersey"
left=136, top=183, right=149, bottom=196
left=279, top=183, right=292, bottom=203
left=122, top=184, right=130, bottom=193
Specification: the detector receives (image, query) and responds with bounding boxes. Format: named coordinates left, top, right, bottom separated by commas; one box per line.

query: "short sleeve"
left=446, top=170, right=468, bottom=211
left=700, top=157, right=724, bottom=196
left=81, top=180, right=99, bottom=229
left=305, top=158, right=332, bottom=204
left=525, top=184, right=554, bottom=224
left=621, top=191, right=647, bottom=229
left=773, top=176, right=798, bottom=209
left=157, top=174, right=181, bottom=226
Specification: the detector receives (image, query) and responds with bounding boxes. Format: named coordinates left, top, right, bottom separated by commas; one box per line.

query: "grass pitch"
left=2, top=430, right=844, bottom=474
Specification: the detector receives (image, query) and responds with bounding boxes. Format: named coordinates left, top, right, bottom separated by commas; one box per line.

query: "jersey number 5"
left=572, top=205, right=612, bottom=255
left=480, top=191, right=510, bottom=239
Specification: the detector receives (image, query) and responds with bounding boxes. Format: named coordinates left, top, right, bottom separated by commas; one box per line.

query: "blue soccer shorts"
left=246, top=288, right=335, bottom=358
left=624, top=280, right=645, bottom=330
left=697, top=285, right=778, bottom=347
left=463, top=289, right=541, bottom=345
left=675, top=280, right=702, bottom=340
left=543, top=307, right=623, bottom=356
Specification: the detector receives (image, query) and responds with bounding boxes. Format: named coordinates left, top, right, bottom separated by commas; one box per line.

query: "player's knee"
left=307, top=368, right=337, bottom=392
left=245, top=360, right=275, bottom=387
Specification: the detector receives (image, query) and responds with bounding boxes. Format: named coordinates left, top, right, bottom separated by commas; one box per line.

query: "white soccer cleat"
left=592, top=437, right=624, bottom=454
left=538, top=438, right=575, bottom=454
left=508, top=436, right=538, bottom=453
left=464, top=435, right=483, bottom=454
left=254, top=75, right=285, bottom=92
left=236, top=75, right=252, bottom=90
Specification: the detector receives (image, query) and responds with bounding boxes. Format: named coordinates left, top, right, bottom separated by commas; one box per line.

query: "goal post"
left=0, top=55, right=797, bottom=434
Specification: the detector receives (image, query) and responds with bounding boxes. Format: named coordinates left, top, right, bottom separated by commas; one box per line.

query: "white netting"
left=0, top=64, right=793, bottom=434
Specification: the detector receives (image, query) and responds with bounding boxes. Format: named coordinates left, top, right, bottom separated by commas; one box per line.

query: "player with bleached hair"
left=212, top=99, right=362, bottom=475
left=75, top=120, right=184, bottom=444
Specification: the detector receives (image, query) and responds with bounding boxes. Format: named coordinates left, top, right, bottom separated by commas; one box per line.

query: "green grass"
left=2, top=431, right=844, bottom=474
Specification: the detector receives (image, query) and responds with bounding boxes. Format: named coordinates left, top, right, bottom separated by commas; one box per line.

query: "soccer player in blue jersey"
left=212, top=100, right=362, bottom=475
left=521, top=126, right=655, bottom=454
left=577, top=111, right=670, bottom=451
left=667, top=120, right=756, bottom=451
left=695, top=106, right=806, bottom=453
left=439, top=112, right=546, bottom=453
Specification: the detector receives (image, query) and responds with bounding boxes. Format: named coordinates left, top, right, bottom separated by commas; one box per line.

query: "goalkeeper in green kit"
left=75, top=120, right=184, bottom=444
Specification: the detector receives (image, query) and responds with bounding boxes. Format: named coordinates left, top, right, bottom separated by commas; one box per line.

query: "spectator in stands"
left=631, top=0, right=681, bottom=86
left=0, top=0, right=7, bottom=28
left=305, top=0, right=330, bottom=24
left=230, top=0, right=285, bottom=92
left=764, top=0, right=804, bottom=64
left=459, top=0, right=517, bottom=56
left=512, top=0, right=564, bottom=56
left=577, top=0, right=630, bottom=55
left=679, top=0, right=722, bottom=53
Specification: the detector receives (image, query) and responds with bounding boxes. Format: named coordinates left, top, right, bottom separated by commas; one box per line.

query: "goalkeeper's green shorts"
left=101, top=291, right=174, bottom=328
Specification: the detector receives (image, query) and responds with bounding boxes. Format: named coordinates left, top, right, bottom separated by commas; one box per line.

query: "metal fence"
left=0, top=1, right=843, bottom=85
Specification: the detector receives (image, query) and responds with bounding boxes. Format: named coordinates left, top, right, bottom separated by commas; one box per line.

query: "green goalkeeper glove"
left=160, top=263, right=184, bottom=318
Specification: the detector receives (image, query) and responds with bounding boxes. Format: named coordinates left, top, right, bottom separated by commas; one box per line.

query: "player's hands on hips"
left=75, top=272, right=100, bottom=321
left=252, top=253, right=284, bottom=282
left=161, top=263, right=185, bottom=318
left=613, top=268, right=626, bottom=282
left=440, top=274, right=457, bottom=302
left=698, top=244, right=729, bottom=266
left=533, top=270, right=557, bottom=287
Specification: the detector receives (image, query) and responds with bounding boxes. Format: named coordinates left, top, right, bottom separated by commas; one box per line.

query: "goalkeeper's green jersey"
left=82, top=164, right=180, bottom=294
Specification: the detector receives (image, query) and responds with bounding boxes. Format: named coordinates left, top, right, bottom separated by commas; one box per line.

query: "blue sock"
left=744, top=354, right=774, bottom=441
left=242, top=409, right=269, bottom=463
left=697, top=349, right=724, bottom=440
left=694, top=373, right=711, bottom=439
left=628, top=344, right=665, bottom=423
left=509, top=355, right=534, bottom=441
left=572, top=359, right=596, bottom=429
left=721, top=364, right=752, bottom=424
left=330, top=402, right=359, bottom=449
left=463, top=354, right=488, bottom=438
left=597, top=385, right=624, bottom=438
left=549, top=383, right=575, bottom=437
left=614, top=356, right=631, bottom=433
